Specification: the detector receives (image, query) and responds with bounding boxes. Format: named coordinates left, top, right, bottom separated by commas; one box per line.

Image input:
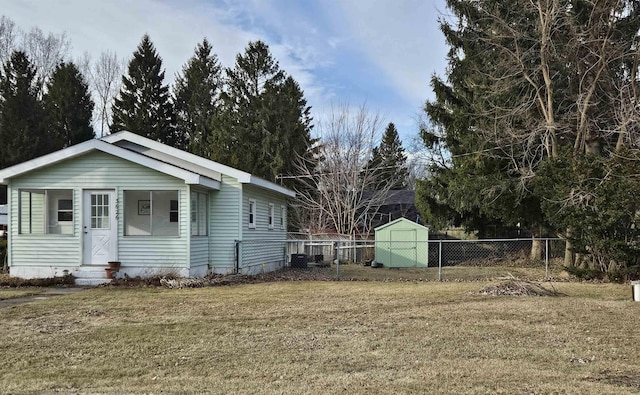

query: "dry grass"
left=333, top=261, right=564, bottom=282
left=0, top=287, right=44, bottom=300
left=1, top=280, right=639, bottom=394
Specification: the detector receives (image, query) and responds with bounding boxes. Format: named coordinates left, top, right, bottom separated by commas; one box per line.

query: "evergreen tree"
left=210, top=41, right=313, bottom=182
left=417, top=0, right=640, bottom=268
left=365, top=123, right=408, bottom=190
left=262, top=75, right=314, bottom=185
left=43, top=61, right=94, bottom=148
left=211, top=40, right=284, bottom=177
left=111, top=34, right=177, bottom=146
left=173, top=38, right=222, bottom=157
left=0, top=51, right=47, bottom=169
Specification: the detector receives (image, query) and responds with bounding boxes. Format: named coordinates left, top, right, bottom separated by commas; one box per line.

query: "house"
left=363, top=190, right=420, bottom=232
left=0, top=131, right=294, bottom=284
left=0, top=204, right=7, bottom=238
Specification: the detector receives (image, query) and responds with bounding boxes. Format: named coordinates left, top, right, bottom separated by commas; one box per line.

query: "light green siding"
left=9, top=151, right=189, bottom=270
left=239, top=185, right=288, bottom=269
left=209, top=175, right=241, bottom=271
left=375, top=218, right=429, bottom=268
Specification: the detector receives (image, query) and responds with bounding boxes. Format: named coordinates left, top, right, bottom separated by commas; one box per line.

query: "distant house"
left=0, top=204, right=7, bottom=238
left=364, top=190, right=420, bottom=232
left=0, top=131, right=294, bottom=284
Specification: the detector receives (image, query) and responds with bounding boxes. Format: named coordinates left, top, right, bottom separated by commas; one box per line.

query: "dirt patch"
left=474, top=278, right=564, bottom=297
left=590, top=370, right=640, bottom=391
left=110, top=267, right=338, bottom=288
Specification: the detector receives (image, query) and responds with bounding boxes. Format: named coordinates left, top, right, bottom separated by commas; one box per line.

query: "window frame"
left=123, top=190, right=180, bottom=237
left=248, top=199, right=256, bottom=229
left=18, top=189, right=74, bottom=235
left=190, top=191, right=208, bottom=236
left=268, top=203, right=275, bottom=229
left=280, top=205, right=286, bottom=230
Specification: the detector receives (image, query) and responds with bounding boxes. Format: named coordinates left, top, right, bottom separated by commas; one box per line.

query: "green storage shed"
left=374, top=218, right=429, bottom=268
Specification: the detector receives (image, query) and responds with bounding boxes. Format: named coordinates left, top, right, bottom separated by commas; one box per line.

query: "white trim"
left=103, top=131, right=295, bottom=197
left=280, top=205, right=286, bottom=230
left=0, top=138, right=220, bottom=190
left=248, top=199, right=256, bottom=229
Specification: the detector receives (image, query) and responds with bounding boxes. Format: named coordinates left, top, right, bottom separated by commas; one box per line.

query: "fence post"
left=545, top=238, right=549, bottom=278
left=335, top=241, right=340, bottom=280
left=438, top=239, right=443, bottom=282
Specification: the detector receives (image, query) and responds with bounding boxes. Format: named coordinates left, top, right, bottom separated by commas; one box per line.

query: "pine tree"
left=0, top=51, right=47, bottom=169
left=366, top=123, right=408, bottom=190
left=43, top=62, right=94, bottom=148
left=211, top=41, right=284, bottom=177
left=210, top=40, right=313, bottom=182
left=173, top=38, right=221, bottom=157
left=111, top=35, right=177, bottom=146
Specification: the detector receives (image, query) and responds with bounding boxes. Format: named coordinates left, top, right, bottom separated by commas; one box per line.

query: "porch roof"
left=0, top=138, right=221, bottom=190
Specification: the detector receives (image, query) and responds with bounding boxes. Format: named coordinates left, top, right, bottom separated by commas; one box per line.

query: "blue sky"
left=3, top=0, right=449, bottom=148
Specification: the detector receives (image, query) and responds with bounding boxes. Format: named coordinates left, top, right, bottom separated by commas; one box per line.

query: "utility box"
left=374, top=218, right=429, bottom=268
left=290, top=254, right=308, bottom=268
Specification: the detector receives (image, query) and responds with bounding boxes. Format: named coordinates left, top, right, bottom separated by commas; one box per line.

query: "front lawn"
left=0, top=280, right=638, bottom=394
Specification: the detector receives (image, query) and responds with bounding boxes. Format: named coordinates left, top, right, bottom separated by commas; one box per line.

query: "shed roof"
left=374, top=217, right=429, bottom=232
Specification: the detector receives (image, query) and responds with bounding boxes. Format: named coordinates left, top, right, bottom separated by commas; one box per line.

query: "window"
left=248, top=199, right=256, bottom=229
left=268, top=203, right=274, bottom=229
left=90, top=193, right=110, bottom=229
left=280, top=205, right=286, bottom=230
left=57, top=199, right=73, bottom=222
left=170, top=200, right=179, bottom=223
left=19, top=189, right=73, bottom=235
left=124, top=190, right=179, bottom=236
left=190, top=191, right=208, bottom=236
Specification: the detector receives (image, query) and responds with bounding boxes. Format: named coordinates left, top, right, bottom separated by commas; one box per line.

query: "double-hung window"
left=248, top=199, right=256, bottom=229
left=268, top=203, right=275, bottom=229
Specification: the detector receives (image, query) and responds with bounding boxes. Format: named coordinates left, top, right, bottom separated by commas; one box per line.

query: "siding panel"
left=209, top=175, right=241, bottom=271
left=9, top=151, right=189, bottom=271
left=240, top=185, right=288, bottom=269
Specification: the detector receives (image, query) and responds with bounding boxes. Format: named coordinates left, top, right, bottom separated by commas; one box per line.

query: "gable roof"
left=0, top=131, right=295, bottom=197
left=374, top=217, right=429, bottom=232
left=102, top=131, right=294, bottom=197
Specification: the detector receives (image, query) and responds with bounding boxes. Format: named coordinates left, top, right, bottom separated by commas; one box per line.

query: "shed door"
left=390, top=229, right=417, bottom=267
left=83, top=190, right=117, bottom=265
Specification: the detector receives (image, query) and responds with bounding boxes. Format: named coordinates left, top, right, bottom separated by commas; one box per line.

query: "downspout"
left=234, top=240, right=239, bottom=274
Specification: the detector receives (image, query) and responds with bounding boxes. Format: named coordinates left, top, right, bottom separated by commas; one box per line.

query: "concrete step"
left=74, top=266, right=113, bottom=286
left=75, top=277, right=112, bottom=286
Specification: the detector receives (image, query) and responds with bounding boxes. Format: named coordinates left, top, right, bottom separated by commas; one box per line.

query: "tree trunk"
left=564, top=227, right=575, bottom=267
left=530, top=238, right=543, bottom=261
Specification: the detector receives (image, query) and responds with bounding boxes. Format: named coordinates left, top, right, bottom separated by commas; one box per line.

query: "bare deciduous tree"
left=88, top=51, right=124, bottom=137
left=0, top=15, right=17, bottom=64
left=20, top=26, right=70, bottom=90
left=292, top=104, right=395, bottom=237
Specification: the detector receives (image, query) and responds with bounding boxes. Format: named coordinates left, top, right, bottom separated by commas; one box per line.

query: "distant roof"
left=363, top=190, right=415, bottom=206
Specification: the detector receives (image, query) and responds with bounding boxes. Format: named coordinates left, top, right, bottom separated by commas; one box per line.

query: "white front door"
left=83, top=190, right=117, bottom=265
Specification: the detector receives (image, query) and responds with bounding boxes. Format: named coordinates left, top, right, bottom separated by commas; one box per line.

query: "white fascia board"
left=248, top=176, right=296, bottom=197
left=114, top=141, right=222, bottom=182
left=0, top=139, right=100, bottom=184
left=193, top=176, right=221, bottom=190
left=103, top=131, right=251, bottom=182
left=97, top=143, right=220, bottom=190
left=104, top=131, right=294, bottom=196
left=0, top=138, right=220, bottom=190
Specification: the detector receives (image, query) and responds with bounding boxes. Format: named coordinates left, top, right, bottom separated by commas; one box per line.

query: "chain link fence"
left=236, top=237, right=567, bottom=280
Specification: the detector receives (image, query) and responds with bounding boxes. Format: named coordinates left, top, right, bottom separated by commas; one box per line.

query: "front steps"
left=74, top=267, right=112, bottom=286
